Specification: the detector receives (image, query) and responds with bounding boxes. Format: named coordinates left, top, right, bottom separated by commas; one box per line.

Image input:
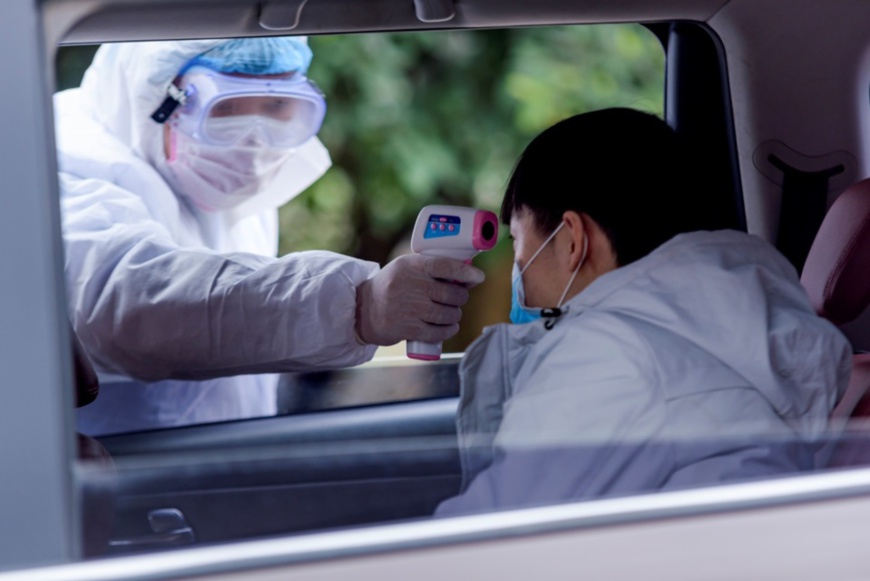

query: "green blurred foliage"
left=286, top=25, right=664, bottom=266
left=55, top=45, right=99, bottom=92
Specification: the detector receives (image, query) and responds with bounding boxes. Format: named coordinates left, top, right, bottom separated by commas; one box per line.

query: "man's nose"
left=237, top=122, right=270, bottom=148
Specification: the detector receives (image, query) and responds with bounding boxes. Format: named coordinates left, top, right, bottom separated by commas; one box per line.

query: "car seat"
left=801, top=178, right=870, bottom=466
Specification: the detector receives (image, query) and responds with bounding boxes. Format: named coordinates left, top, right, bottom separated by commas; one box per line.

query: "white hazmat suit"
left=56, top=41, right=379, bottom=435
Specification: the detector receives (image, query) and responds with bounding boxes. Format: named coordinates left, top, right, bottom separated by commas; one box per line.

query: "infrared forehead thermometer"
left=408, top=205, right=499, bottom=361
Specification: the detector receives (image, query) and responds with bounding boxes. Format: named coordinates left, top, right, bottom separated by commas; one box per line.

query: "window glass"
left=68, top=25, right=868, bottom=568
left=56, top=25, right=665, bottom=431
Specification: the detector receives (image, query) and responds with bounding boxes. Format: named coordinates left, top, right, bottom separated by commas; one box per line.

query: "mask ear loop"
left=544, top=232, right=588, bottom=330
left=517, top=221, right=565, bottom=279
left=512, top=221, right=566, bottom=319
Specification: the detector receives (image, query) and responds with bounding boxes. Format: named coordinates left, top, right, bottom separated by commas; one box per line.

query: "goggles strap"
left=150, top=83, right=188, bottom=124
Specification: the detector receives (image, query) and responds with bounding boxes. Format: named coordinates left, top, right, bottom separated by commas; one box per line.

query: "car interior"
left=36, top=0, right=870, bottom=566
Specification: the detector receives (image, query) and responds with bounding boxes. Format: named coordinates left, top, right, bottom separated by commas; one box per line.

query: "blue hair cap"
left=183, top=37, right=313, bottom=76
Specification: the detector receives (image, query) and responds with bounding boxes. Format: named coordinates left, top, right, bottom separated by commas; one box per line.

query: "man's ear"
left=561, top=211, right=588, bottom=271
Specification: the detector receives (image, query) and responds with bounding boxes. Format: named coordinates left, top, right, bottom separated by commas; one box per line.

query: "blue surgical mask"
left=510, top=222, right=587, bottom=325
left=510, top=260, right=543, bottom=324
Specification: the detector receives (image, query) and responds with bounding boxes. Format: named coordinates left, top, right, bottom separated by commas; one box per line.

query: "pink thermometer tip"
left=472, top=210, right=499, bottom=251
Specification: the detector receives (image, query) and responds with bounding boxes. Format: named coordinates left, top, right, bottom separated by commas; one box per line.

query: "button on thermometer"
left=408, top=205, right=499, bottom=360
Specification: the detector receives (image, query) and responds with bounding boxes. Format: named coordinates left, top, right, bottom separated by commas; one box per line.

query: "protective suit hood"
left=78, top=40, right=331, bottom=218
left=79, top=40, right=221, bottom=165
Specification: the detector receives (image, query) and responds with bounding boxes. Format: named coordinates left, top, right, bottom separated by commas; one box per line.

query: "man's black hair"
left=501, top=108, right=721, bottom=266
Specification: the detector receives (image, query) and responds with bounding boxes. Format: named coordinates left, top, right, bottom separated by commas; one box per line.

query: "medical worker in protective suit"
left=56, top=37, right=483, bottom=435
left=436, top=108, right=852, bottom=516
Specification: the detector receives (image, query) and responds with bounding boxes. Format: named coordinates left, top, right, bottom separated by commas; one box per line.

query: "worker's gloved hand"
left=355, top=254, right=485, bottom=346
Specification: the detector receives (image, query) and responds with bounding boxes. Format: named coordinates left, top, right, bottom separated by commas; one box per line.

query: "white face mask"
left=165, top=127, right=293, bottom=212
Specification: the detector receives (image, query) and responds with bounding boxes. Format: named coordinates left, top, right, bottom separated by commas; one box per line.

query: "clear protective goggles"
left=168, top=66, right=326, bottom=149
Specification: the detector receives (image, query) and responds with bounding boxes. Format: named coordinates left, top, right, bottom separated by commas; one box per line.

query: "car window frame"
left=0, top=0, right=80, bottom=570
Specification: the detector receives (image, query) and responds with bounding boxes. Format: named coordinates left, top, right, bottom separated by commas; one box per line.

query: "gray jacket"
left=437, top=230, right=851, bottom=515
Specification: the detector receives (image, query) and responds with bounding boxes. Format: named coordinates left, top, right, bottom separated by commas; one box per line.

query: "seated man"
left=437, top=108, right=852, bottom=515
